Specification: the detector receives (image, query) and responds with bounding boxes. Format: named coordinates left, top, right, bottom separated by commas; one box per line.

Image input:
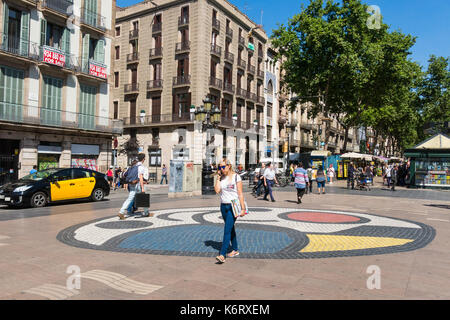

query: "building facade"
left=113, top=0, right=268, bottom=184
left=0, top=0, right=121, bottom=185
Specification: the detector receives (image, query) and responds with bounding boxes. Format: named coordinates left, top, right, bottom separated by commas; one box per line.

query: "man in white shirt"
left=263, top=163, right=279, bottom=202
left=136, top=153, right=152, bottom=217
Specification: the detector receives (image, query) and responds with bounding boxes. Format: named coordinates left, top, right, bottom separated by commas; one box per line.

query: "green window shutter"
left=3, top=3, right=8, bottom=39
left=0, top=66, right=24, bottom=121
left=62, top=28, right=71, bottom=66
left=40, top=18, right=47, bottom=46
left=79, top=84, right=96, bottom=129
left=42, top=76, right=62, bottom=125
left=20, top=11, right=30, bottom=56
left=82, top=33, right=90, bottom=72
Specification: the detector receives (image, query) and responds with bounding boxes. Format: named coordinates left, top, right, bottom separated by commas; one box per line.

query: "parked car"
left=0, top=168, right=110, bottom=208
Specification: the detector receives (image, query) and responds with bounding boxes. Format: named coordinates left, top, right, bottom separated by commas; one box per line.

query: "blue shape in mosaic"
left=118, top=225, right=294, bottom=254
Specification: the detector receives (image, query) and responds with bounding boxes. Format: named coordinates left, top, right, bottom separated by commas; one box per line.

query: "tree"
left=271, top=0, right=420, bottom=153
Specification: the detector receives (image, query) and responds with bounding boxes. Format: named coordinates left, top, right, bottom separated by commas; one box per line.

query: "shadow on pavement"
left=204, top=240, right=222, bottom=251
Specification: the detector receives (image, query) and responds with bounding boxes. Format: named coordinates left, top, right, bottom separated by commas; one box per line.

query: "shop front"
left=37, top=143, right=62, bottom=171
left=0, top=139, right=20, bottom=185
left=405, top=134, right=450, bottom=189
left=71, top=144, right=100, bottom=172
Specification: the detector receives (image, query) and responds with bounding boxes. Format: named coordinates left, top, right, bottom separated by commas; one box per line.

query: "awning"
left=341, top=152, right=373, bottom=161
left=311, top=150, right=331, bottom=157
left=71, top=144, right=100, bottom=156
left=38, top=145, right=62, bottom=154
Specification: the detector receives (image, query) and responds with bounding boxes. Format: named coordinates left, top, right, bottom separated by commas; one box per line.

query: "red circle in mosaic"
left=287, top=212, right=361, bottom=223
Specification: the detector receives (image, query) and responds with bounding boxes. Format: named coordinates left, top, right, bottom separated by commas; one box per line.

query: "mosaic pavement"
left=57, top=207, right=436, bottom=259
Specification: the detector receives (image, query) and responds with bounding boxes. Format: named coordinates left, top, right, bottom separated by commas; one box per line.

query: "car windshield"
left=20, top=169, right=59, bottom=181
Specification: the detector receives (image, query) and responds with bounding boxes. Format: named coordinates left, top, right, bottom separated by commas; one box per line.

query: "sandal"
left=216, top=255, right=226, bottom=264
left=227, top=251, right=240, bottom=258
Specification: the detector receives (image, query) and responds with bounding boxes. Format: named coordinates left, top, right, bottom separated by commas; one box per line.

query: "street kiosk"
left=405, top=134, right=450, bottom=189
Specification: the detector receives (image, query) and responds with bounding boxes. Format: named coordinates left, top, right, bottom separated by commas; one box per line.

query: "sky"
left=116, top=0, right=450, bottom=69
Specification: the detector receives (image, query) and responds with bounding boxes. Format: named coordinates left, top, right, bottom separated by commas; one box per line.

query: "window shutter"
left=3, top=3, right=9, bottom=40
left=19, top=11, right=30, bottom=56
left=95, top=39, right=105, bottom=64
left=63, top=28, right=71, bottom=59
left=40, top=18, right=47, bottom=47
left=82, top=33, right=90, bottom=72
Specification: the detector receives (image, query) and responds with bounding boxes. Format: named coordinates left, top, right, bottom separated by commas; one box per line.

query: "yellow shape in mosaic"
left=300, top=234, right=414, bottom=253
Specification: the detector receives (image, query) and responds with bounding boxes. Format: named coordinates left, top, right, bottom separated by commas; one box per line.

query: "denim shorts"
left=317, top=180, right=326, bottom=188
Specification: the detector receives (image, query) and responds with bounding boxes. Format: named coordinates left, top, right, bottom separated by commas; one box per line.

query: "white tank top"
left=220, top=173, right=242, bottom=204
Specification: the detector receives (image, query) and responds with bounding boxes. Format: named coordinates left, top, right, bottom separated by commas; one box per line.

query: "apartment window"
left=153, top=63, right=162, bottom=80
left=115, top=46, right=120, bottom=59
left=113, top=101, right=118, bottom=119
left=41, top=75, right=63, bottom=125
left=82, top=33, right=105, bottom=68
left=267, top=102, right=273, bottom=118
left=132, top=21, right=139, bottom=31
left=149, top=148, right=161, bottom=167
left=222, top=99, right=232, bottom=119
left=114, top=72, right=119, bottom=88
left=79, top=84, right=97, bottom=130
left=0, top=65, right=24, bottom=121
left=115, top=26, right=120, bottom=36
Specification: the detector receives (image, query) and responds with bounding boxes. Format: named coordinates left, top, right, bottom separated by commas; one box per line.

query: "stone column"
left=20, top=136, right=38, bottom=178
left=60, top=140, right=72, bottom=168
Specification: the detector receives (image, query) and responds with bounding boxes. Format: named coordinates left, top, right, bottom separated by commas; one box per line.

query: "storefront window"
left=415, top=158, right=450, bottom=187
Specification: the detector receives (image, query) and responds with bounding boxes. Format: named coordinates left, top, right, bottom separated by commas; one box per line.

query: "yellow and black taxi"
left=0, top=168, right=110, bottom=208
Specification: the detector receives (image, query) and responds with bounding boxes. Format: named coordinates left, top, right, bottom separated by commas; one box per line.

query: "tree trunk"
left=343, top=126, right=349, bottom=152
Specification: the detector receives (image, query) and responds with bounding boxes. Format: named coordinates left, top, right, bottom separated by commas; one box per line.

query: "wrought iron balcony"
left=237, top=58, right=246, bottom=70
left=0, top=102, right=122, bottom=135
left=257, top=69, right=264, bottom=79
left=210, top=43, right=222, bottom=57
left=258, top=49, right=264, bottom=59
left=246, top=91, right=257, bottom=102
left=223, top=82, right=235, bottom=94
left=0, top=34, right=40, bottom=61
left=247, top=64, right=256, bottom=75
left=80, top=7, right=107, bottom=31
left=129, top=29, right=139, bottom=39
left=224, top=51, right=234, bottom=63
left=173, top=75, right=191, bottom=87
left=226, top=27, right=233, bottom=38
left=175, top=41, right=190, bottom=53
left=76, top=58, right=108, bottom=80
left=209, top=77, right=223, bottom=90
left=124, top=83, right=139, bottom=94
left=178, top=16, right=189, bottom=27
left=42, top=0, right=72, bottom=16
left=236, top=88, right=247, bottom=99
left=152, top=23, right=162, bottom=33
left=257, top=96, right=265, bottom=105
left=212, top=18, right=220, bottom=31
left=126, top=52, right=139, bottom=64
left=147, top=79, right=163, bottom=91
left=149, top=47, right=163, bottom=59
left=123, top=113, right=192, bottom=127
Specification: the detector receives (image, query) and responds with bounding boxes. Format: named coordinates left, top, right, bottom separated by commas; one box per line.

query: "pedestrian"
left=293, top=161, right=309, bottom=204
left=316, top=165, right=326, bottom=194
left=327, top=164, right=335, bottom=184
left=391, top=164, right=398, bottom=191
left=160, top=164, right=168, bottom=184
left=386, top=164, right=392, bottom=188
left=30, top=165, right=38, bottom=175
left=263, top=162, right=279, bottom=202
left=107, top=167, right=114, bottom=187
left=347, top=162, right=355, bottom=190
left=306, top=166, right=313, bottom=194
left=254, top=163, right=266, bottom=198
left=214, top=159, right=246, bottom=264
left=289, top=163, right=295, bottom=182
left=113, top=167, right=122, bottom=190
left=135, top=154, right=151, bottom=217
left=118, top=160, right=140, bottom=220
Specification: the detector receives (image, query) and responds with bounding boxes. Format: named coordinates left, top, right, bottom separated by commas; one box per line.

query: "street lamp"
left=286, top=121, right=297, bottom=172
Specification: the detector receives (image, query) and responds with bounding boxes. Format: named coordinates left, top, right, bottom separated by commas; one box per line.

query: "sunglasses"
left=219, top=166, right=227, bottom=170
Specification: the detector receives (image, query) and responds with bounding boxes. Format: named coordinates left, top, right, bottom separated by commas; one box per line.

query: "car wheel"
left=31, top=192, right=48, bottom=208
left=91, top=188, right=105, bottom=202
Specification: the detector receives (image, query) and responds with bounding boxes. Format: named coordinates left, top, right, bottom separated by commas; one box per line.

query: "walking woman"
left=214, top=159, right=246, bottom=264
left=316, top=165, right=327, bottom=194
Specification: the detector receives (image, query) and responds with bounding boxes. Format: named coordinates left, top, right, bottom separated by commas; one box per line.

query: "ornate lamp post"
left=285, top=121, right=296, bottom=171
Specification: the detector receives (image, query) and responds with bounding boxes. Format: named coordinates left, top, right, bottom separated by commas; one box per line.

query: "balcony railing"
left=300, top=122, right=314, bottom=130
left=0, top=34, right=40, bottom=60
left=124, top=83, right=139, bottom=94
left=129, top=29, right=139, bottom=39
left=238, top=36, right=245, bottom=46
left=126, top=52, right=139, bottom=63
left=257, top=69, right=264, bottom=79
left=209, top=77, right=222, bottom=90
left=236, top=88, right=246, bottom=99
left=147, top=79, right=163, bottom=90
left=226, top=27, right=233, bottom=38
left=173, top=75, right=191, bottom=86
left=223, top=82, right=235, bottom=94
left=224, top=51, right=234, bottom=63
left=248, top=64, right=256, bottom=75
left=0, top=102, right=122, bottom=135
left=178, top=16, right=189, bottom=27
left=124, top=113, right=192, bottom=127
left=221, top=117, right=234, bottom=127
left=211, top=43, right=222, bottom=56
left=258, top=49, right=264, bottom=59
left=257, top=96, right=265, bottom=105
left=237, top=58, right=246, bottom=69
left=212, top=18, right=220, bottom=30
left=80, top=7, right=107, bottom=31
left=152, top=23, right=162, bottom=33
left=76, top=58, right=108, bottom=80
left=175, top=41, right=190, bottom=53
left=42, top=0, right=72, bottom=16
left=149, top=47, right=163, bottom=58
left=246, top=91, right=257, bottom=102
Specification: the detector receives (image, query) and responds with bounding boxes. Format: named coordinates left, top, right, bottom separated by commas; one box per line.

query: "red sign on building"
left=89, top=63, right=107, bottom=79
left=43, top=48, right=66, bottom=67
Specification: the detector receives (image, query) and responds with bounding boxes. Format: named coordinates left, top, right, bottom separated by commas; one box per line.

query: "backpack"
left=124, top=165, right=140, bottom=184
